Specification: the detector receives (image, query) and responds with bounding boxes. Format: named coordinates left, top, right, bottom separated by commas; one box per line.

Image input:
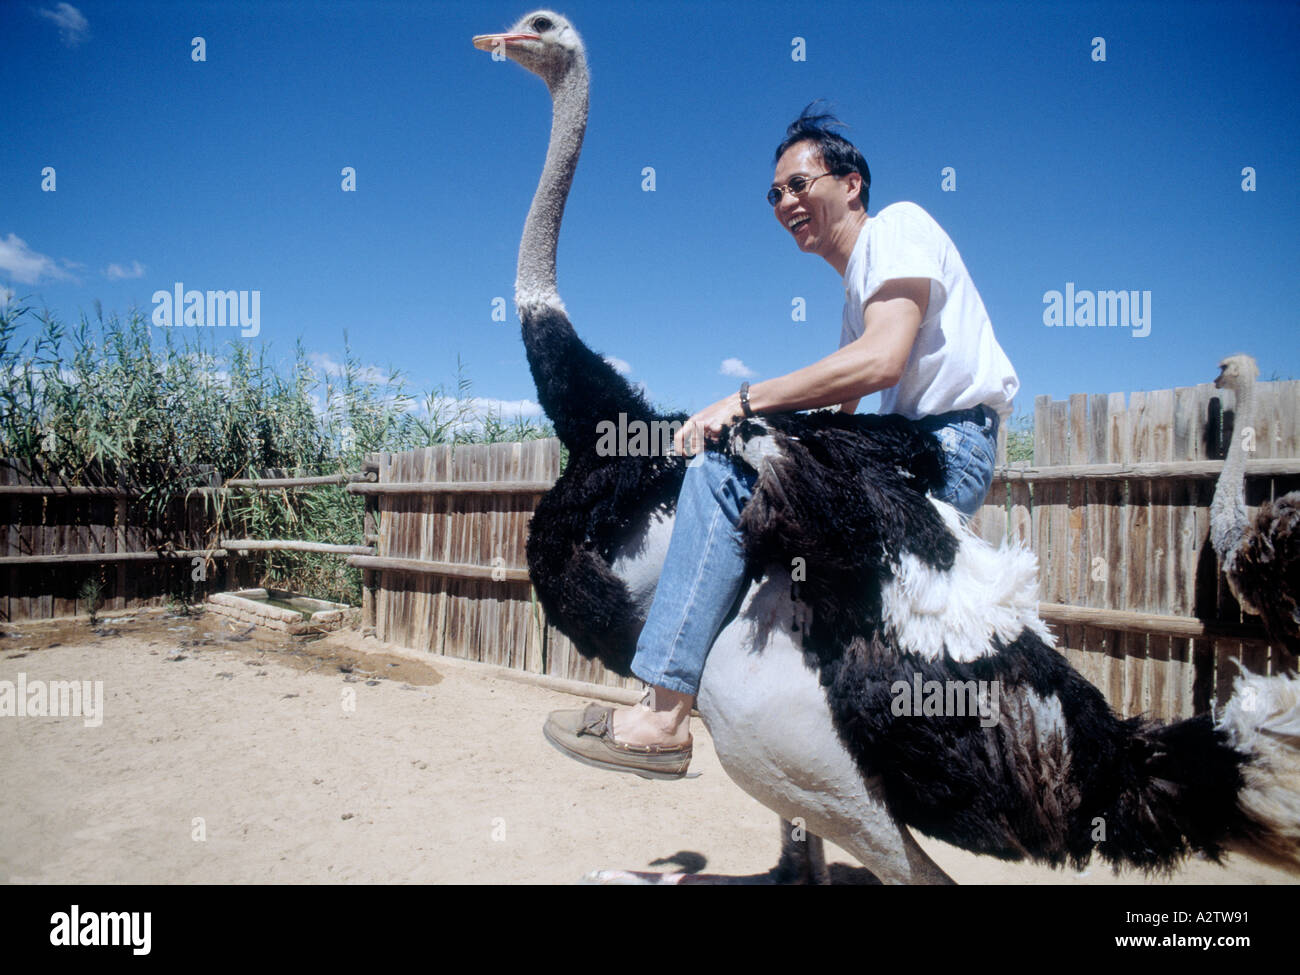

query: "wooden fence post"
left=362, top=453, right=379, bottom=636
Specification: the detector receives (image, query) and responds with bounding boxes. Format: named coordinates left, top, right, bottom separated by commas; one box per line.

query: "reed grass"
left=1005, top=412, right=1033, bottom=464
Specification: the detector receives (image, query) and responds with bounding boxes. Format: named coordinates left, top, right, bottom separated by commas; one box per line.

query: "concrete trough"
left=206, top=588, right=350, bottom=638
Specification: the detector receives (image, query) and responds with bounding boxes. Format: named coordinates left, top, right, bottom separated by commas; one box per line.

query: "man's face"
left=771, top=142, right=857, bottom=256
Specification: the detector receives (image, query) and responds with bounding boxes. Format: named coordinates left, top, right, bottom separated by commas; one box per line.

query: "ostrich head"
left=472, top=10, right=586, bottom=89
left=1215, top=353, right=1260, bottom=393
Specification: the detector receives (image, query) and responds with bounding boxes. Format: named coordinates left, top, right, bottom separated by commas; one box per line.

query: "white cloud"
left=0, top=233, right=75, bottom=285
left=105, top=260, right=146, bottom=280
left=37, top=3, right=89, bottom=47
left=485, top=396, right=543, bottom=418
left=423, top=394, right=543, bottom=419
left=601, top=356, right=653, bottom=399
left=720, top=357, right=756, bottom=379
left=307, top=352, right=344, bottom=376
left=307, top=351, right=388, bottom=384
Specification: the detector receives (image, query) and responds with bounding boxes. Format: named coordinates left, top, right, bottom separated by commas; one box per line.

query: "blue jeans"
left=911, top=405, right=1001, bottom=516
left=630, top=407, right=1000, bottom=695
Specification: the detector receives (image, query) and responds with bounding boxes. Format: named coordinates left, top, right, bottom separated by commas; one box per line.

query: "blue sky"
left=3, top=0, right=1298, bottom=425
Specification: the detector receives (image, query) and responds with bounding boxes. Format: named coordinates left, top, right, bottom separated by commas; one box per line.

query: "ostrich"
left=473, top=11, right=1300, bottom=883
left=1211, top=354, right=1300, bottom=658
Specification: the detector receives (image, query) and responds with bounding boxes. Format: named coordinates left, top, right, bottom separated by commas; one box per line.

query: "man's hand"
left=674, top=392, right=745, bottom=457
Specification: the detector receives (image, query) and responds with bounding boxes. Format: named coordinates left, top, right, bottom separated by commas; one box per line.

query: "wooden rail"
left=0, top=484, right=138, bottom=496
left=0, top=471, right=377, bottom=496
left=346, top=480, right=555, bottom=496
left=992, top=458, right=1300, bottom=483
left=0, top=549, right=227, bottom=566
left=347, top=554, right=531, bottom=582
left=1037, top=603, right=1272, bottom=647
left=221, top=472, right=376, bottom=489
left=220, top=538, right=374, bottom=556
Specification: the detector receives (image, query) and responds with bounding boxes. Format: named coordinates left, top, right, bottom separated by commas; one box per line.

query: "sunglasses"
left=767, top=172, right=835, bottom=207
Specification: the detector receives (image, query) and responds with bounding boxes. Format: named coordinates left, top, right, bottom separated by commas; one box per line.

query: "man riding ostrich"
left=473, top=11, right=1300, bottom=884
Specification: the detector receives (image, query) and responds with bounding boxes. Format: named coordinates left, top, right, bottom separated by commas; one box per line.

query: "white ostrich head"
left=473, top=10, right=586, bottom=89
left=1215, top=353, right=1259, bottom=393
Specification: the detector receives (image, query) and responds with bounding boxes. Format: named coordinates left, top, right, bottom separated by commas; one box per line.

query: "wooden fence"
left=5, top=378, right=1296, bottom=720
left=968, top=379, right=1299, bottom=719
left=0, top=460, right=219, bottom=620
left=349, top=440, right=637, bottom=689
left=0, top=462, right=357, bottom=621
left=358, top=381, right=1298, bottom=716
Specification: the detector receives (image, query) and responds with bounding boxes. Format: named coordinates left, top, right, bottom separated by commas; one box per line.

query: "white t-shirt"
left=839, top=202, right=1018, bottom=420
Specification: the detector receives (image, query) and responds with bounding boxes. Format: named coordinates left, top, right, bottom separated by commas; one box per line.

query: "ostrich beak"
left=472, top=31, right=539, bottom=52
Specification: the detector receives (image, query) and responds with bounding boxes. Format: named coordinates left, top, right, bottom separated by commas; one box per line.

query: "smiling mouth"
left=788, top=215, right=811, bottom=233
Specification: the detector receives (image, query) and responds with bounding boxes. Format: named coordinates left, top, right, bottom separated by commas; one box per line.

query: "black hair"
left=774, top=102, right=870, bottom=211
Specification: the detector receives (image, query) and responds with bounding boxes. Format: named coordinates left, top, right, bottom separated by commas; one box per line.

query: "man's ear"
left=841, top=170, right=863, bottom=205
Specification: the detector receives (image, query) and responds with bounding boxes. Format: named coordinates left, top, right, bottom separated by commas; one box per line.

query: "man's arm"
left=675, top=278, right=928, bottom=450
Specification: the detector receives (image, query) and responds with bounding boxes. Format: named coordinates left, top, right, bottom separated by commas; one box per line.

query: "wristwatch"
left=739, top=381, right=754, bottom=418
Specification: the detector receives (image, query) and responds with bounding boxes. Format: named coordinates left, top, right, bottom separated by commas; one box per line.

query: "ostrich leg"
left=697, top=572, right=958, bottom=885
left=771, top=818, right=830, bottom=884
left=585, top=571, right=957, bottom=885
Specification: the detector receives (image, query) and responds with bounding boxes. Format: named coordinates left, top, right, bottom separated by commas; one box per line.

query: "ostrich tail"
left=1085, top=711, right=1250, bottom=873
left=1216, top=668, right=1300, bottom=868
left=1084, top=672, right=1300, bottom=875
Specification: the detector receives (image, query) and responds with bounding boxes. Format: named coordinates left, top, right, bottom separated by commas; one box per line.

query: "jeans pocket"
left=938, top=423, right=995, bottom=516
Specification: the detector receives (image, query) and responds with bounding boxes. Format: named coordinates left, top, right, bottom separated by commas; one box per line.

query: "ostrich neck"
left=1211, top=377, right=1255, bottom=560
left=512, top=55, right=658, bottom=452
left=517, top=63, right=589, bottom=310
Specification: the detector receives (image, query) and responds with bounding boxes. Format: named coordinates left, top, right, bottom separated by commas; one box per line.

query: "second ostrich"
left=474, top=11, right=1300, bottom=883
left=1211, top=353, right=1300, bottom=658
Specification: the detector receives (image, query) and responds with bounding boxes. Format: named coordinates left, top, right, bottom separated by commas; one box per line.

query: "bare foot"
left=611, top=686, right=694, bottom=747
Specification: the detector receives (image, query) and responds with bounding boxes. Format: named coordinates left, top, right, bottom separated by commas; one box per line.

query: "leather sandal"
left=543, top=703, right=693, bottom=780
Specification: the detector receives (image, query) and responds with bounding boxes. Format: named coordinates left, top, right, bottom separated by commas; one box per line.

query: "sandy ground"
left=1, top=610, right=1294, bottom=885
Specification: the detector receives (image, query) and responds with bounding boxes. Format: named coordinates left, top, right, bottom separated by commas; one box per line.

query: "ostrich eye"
left=531, top=16, right=553, bottom=32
